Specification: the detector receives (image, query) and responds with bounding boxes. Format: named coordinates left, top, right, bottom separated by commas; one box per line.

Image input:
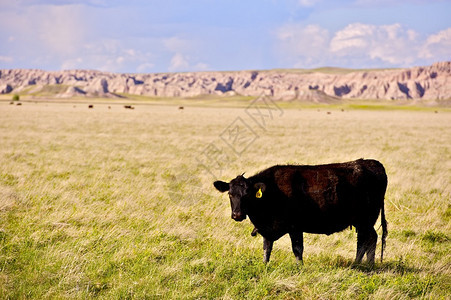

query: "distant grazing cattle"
left=214, top=159, right=388, bottom=265
left=88, top=105, right=93, bottom=109
left=124, top=105, right=135, bottom=110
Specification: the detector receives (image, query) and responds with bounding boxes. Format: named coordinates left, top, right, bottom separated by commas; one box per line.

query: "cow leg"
left=289, top=232, right=304, bottom=262
left=366, top=227, right=377, bottom=266
left=263, top=238, right=273, bottom=263
left=355, top=226, right=378, bottom=266
left=355, top=228, right=367, bottom=264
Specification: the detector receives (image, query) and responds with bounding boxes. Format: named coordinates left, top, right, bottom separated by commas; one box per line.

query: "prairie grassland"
left=0, top=101, right=450, bottom=299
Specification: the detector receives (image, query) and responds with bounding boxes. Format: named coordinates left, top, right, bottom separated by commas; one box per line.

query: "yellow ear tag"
left=256, top=188, right=263, bottom=198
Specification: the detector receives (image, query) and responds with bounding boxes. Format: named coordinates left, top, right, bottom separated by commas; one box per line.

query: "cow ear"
left=214, top=181, right=229, bottom=193
left=254, top=182, right=266, bottom=193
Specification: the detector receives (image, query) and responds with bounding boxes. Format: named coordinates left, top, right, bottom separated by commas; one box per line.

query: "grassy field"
left=0, top=100, right=450, bottom=299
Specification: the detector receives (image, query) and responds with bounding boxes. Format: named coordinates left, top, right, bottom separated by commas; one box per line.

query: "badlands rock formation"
left=0, top=61, right=449, bottom=101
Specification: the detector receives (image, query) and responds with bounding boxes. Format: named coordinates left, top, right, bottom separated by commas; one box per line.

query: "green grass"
left=2, top=91, right=449, bottom=111
left=0, top=101, right=450, bottom=298
left=14, top=84, right=71, bottom=97
left=274, top=100, right=451, bottom=112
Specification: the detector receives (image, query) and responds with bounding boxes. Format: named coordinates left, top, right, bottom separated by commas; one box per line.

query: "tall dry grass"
left=0, top=101, right=449, bottom=298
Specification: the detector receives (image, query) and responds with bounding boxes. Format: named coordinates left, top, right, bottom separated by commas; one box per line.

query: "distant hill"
left=0, top=62, right=450, bottom=102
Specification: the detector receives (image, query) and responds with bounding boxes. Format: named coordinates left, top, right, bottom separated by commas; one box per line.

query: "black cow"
left=214, top=159, right=388, bottom=265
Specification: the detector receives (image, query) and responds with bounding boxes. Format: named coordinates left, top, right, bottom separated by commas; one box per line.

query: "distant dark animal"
left=178, top=106, right=184, bottom=110
left=214, top=159, right=388, bottom=265
left=327, top=111, right=331, bottom=114
left=88, top=105, right=93, bottom=109
left=16, top=102, right=22, bottom=106
left=124, top=105, right=135, bottom=110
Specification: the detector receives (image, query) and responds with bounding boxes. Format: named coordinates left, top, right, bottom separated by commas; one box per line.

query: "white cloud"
left=0, top=2, right=90, bottom=64
left=354, top=0, right=442, bottom=6
left=33, top=4, right=88, bottom=56
left=276, top=24, right=330, bottom=67
left=0, top=2, right=158, bottom=72
left=407, top=29, right=418, bottom=41
left=163, top=37, right=193, bottom=53
left=98, top=48, right=154, bottom=72
left=15, top=0, right=111, bottom=7
left=60, top=57, right=83, bottom=70
left=168, top=53, right=190, bottom=72
left=329, top=23, right=373, bottom=52
left=193, top=62, right=209, bottom=71
left=59, top=44, right=154, bottom=72
left=419, top=28, right=451, bottom=60
left=164, top=37, right=209, bottom=72
left=167, top=53, right=209, bottom=72
left=298, top=0, right=321, bottom=7
left=330, top=23, right=421, bottom=65
left=0, top=56, right=14, bottom=63
left=275, top=22, right=450, bottom=68
left=124, top=49, right=136, bottom=57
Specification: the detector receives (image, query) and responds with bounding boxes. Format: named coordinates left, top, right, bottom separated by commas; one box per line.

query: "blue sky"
left=0, top=0, right=450, bottom=73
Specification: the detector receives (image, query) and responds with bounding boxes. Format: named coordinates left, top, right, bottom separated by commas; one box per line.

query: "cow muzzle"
left=231, top=212, right=246, bottom=222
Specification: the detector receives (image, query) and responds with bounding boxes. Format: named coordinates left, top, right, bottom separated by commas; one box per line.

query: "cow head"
left=214, top=175, right=266, bottom=222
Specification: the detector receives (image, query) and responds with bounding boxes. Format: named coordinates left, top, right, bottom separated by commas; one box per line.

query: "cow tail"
left=380, top=203, right=388, bottom=263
